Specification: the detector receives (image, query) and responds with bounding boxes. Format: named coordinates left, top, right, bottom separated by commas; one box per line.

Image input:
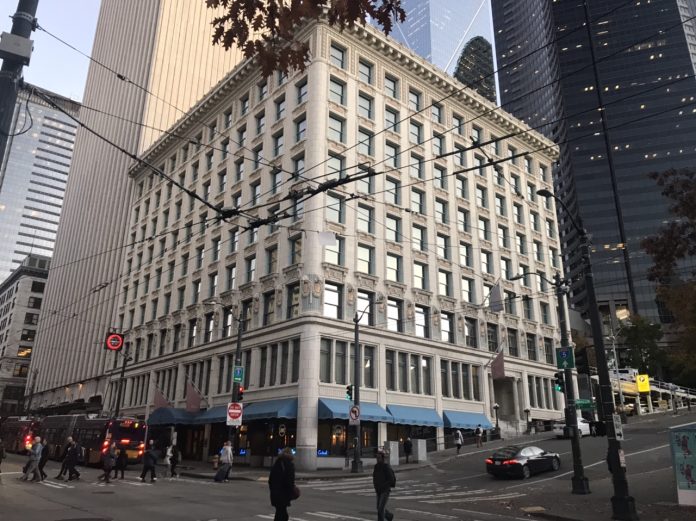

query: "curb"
left=528, top=513, right=584, bottom=521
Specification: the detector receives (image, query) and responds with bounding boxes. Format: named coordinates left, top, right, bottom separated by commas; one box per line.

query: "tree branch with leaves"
left=206, top=0, right=406, bottom=76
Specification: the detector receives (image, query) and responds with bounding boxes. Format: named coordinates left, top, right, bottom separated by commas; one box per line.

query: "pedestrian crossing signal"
left=345, top=385, right=353, bottom=400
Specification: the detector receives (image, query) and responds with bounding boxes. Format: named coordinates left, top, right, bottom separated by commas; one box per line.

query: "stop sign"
left=227, top=402, right=243, bottom=426
left=104, top=333, right=124, bottom=351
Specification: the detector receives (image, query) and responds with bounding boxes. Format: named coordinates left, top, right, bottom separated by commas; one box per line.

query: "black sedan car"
left=485, top=445, right=561, bottom=479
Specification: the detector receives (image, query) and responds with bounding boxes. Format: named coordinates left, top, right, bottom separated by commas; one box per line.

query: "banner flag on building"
left=154, top=384, right=172, bottom=409
left=488, top=282, right=504, bottom=312
left=185, top=380, right=202, bottom=412
left=491, top=349, right=506, bottom=380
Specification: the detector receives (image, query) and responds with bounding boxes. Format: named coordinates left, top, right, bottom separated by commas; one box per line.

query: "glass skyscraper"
left=492, top=0, right=696, bottom=324
left=0, top=85, right=79, bottom=281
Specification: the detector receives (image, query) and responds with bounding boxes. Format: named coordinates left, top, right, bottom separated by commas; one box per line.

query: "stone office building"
left=55, top=18, right=561, bottom=470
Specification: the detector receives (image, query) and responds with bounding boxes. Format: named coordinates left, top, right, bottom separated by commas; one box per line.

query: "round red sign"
left=227, top=402, right=242, bottom=420
left=105, top=333, right=124, bottom=351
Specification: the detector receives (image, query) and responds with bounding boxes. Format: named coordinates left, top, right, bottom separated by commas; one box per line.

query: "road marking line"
left=453, top=507, right=531, bottom=520
left=40, top=481, right=68, bottom=489
left=424, top=492, right=525, bottom=504
left=392, top=488, right=490, bottom=501
left=396, top=508, right=457, bottom=519
left=256, top=515, right=274, bottom=519
left=312, top=512, right=372, bottom=521
left=448, top=473, right=489, bottom=481
left=0, top=471, right=23, bottom=475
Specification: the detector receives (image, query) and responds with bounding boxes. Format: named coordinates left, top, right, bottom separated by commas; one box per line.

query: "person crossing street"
left=21, top=436, right=43, bottom=482
left=373, top=448, right=396, bottom=521
left=65, top=439, right=81, bottom=481
left=140, top=440, right=158, bottom=483
left=55, top=437, right=73, bottom=480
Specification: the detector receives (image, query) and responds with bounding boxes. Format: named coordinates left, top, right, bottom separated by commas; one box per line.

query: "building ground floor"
left=30, top=316, right=564, bottom=470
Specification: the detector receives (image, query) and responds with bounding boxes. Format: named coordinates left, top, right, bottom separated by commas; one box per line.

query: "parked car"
left=623, top=403, right=648, bottom=416
left=552, top=418, right=591, bottom=438
left=485, top=445, right=561, bottom=479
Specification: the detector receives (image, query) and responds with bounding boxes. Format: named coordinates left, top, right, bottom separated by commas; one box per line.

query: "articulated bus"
left=0, top=415, right=147, bottom=465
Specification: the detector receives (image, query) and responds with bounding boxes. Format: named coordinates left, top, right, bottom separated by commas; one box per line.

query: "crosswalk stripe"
left=41, top=481, right=70, bottom=489
left=307, top=513, right=372, bottom=521
left=391, top=488, right=491, bottom=501
left=423, top=491, right=525, bottom=504
left=396, top=508, right=458, bottom=519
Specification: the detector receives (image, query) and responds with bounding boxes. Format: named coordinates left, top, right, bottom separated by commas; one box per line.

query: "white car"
left=553, top=418, right=591, bottom=438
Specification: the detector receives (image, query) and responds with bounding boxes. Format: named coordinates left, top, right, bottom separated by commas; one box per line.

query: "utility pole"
left=0, top=0, right=38, bottom=167
left=113, top=345, right=131, bottom=418
left=23, top=368, right=38, bottom=414
left=351, top=311, right=363, bottom=473
left=555, top=273, right=591, bottom=495
left=229, top=308, right=245, bottom=446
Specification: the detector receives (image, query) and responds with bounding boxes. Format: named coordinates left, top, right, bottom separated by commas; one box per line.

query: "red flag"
left=154, top=385, right=171, bottom=409
left=185, top=380, right=202, bottom=412
left=491, top=350, right=506, bottom=380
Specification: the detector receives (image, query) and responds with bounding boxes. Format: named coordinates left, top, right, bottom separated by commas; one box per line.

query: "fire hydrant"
left=212, top=454, right=219, bottom=470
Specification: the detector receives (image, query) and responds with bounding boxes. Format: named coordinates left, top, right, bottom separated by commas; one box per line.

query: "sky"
left=20, top=0, right=102, bottom=101
left=13, top=0, right=493, bottom=103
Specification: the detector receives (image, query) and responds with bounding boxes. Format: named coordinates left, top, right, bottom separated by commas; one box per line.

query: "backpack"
left=475, top=427, right=481, bottom=436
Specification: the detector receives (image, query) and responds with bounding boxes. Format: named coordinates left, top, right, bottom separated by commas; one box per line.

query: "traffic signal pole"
left=114, top=344, right=131, bottom=418
left=351, top=312, right=363, bottom=473
left=556, top=274, right=590, bottom=495
left=229, top=308, right=245, bottom=444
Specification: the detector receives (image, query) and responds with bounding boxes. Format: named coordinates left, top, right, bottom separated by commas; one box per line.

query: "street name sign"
left=576, top=399, right=593, bottom=410
left=348, top=405, right=361, bottom=426
left=556, top=347, right=575, bottom=369
left=233, top=365, right=244, bottom=383
left=226, top=402, right=243, bottom=426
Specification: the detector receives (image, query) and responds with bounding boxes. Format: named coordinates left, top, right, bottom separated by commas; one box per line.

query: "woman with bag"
left=98, top=442, right=116, bottom=483
left=268, top=447, right=298, bottom=521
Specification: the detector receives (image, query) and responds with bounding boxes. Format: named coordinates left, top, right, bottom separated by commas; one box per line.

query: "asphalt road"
left=1, top=412, right=694, bottom=521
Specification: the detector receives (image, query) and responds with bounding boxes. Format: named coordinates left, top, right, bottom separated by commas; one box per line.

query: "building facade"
left=0, top=85, right=79, bottom=281
left=0, top=254, right=50, bottom=415
left=492, top=0, right=696, bottom=325
left=29, top=0, right=247, bottom=410
left=40, top=19, right=568, bottom=470
left=453, top=36, right=497, bottom=103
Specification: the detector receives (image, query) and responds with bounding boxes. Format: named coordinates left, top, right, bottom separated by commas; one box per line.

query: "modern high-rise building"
left=492, top=0, right=696, bottom=326
left=388, top=0, right=491, bottom=75
left=28, top=0, right=246, bottom=411
left=0, top=254, right=50, bottom=416
left=453, top=36, right=497, bottom=102
left=29, top=18, right=564, bottom=470
left=0, top=84, right=79, bottom=281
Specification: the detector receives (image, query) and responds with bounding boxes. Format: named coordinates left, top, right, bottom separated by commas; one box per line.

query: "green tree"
left=206, top=0, right=406, bottom=75
left=642, top=167, right=696, bottom=386
left=617, top=316, right=664, bottom=376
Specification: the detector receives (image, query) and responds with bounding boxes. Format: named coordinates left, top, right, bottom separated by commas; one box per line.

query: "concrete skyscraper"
left=0, top=84, right=79, bottom=281
left=492, top=0, right=696, bottom=325
left=29, top=0, right=246, bottom=411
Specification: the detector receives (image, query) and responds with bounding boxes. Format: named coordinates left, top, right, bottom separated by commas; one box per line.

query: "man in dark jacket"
left=268, top=447, right=296, bottom=521
left=38, top=439, right=50, bottom=480
left=65, top=440, right=81, bottom=481
left=55, top=436, right=73, bottom=479
left=373, top=449, right=396, bottom=521
left=140, top=440, right=158, bottom=483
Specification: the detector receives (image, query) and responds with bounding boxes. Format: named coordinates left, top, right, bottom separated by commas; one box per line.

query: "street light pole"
left=230, top=308, right=245, bottom=446
left=352, top=311, right=363, bottom=473
left=539, top=188, right=638, bottom=520
left=555, top=273, right=591, bottom=495
left=114, top=344, right=131, bottom=418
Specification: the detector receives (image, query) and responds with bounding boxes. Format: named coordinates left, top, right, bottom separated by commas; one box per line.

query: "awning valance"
left=243, top=398, right=298, bottom=421
left=318, top=398, right=392, bottom=423
left=386, top=404, right=443, bottom=427
left=443, top=410, right=492, bottom=429
left=147, top=407, right=197, bottom=426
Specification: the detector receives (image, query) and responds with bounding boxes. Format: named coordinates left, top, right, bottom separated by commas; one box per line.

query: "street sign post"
left=576, top=399, right=594, bottom=410
left=348, top=405, right=360, bottom=426
left=226, top=402, right=243, bottom=426
left=636, top=374, right=651, bottom=393
left=233, top=366, right=244, bottom=384
left=612, top=413, right=624, bottom=441
left=556, top=346, right=576, bottom=369
left=105, top=333, right=124, bottom=351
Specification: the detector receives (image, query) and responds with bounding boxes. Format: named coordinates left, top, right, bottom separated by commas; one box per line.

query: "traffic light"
left=554, top=371, right=565, bottom=393
left=238, top=386, right=244, bottom=402
left=345, top=385, right=353, bottom=400
left=575, top=348, right=589, bottom=374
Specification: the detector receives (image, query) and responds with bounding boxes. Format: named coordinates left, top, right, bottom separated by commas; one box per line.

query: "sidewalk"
left=178, top=429, right=555, bottom=481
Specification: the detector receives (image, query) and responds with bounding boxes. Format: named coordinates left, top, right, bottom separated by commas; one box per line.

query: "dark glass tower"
left=453, top=36, right=497, bottom=102
left=493, top=0, right=696, bottom=325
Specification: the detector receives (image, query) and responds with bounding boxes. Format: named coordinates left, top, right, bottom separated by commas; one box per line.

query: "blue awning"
left=192, top=405, right=228, bottom=425
left=443, top=410, right=493, bottom=430
left=147, top=407, right=197, bottom=426
left=318, top=398, right=392, bottom=423
left=244, top=398, right=298, bottom=421
left=386, top=404, right=443, bottom=427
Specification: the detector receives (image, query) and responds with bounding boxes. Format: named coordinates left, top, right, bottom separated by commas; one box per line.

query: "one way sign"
left=556, top=347, right=575, bottom=369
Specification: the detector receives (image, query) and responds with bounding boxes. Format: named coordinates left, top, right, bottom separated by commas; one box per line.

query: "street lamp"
left=538, top=188, right=637, bottom=518
left=493, top=403, right=500, bottom=432
left=524, top=408, right=531, bottom=433
left=510, top=268, right=589, bottom=495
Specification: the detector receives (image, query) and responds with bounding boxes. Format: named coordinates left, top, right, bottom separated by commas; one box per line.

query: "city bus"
left=0, top=417, right=41, bottom=453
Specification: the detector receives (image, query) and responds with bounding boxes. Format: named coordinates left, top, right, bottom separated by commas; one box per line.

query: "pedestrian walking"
left=21, top=436, right=42, bottom=482
left=215, top=440, right=234, bottom=482
left=98, top=442, right=116, bottom=483
left=168, top=443, right=179, bottom=478
left=373, top=448, right=396, bottom=521
left=140, top=440, right=157, bottom=483
left=113, top=447, right=127, bottom=479
left=0, top=437, right=6, bottom=473
left=475, top=424, right=483, bottom=448
left=65, top=439, right=80, bottom=481
left=55, top=437, right=73, bottom=479
left=38, top=439, right=49, bottom=480
left=268, top=447, right=298, bottom=521
left=163, top=443, right=171, bottom=478
left=454, top=429, right=464, bottom=454
left=403, top=437, right=412, bottom=463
